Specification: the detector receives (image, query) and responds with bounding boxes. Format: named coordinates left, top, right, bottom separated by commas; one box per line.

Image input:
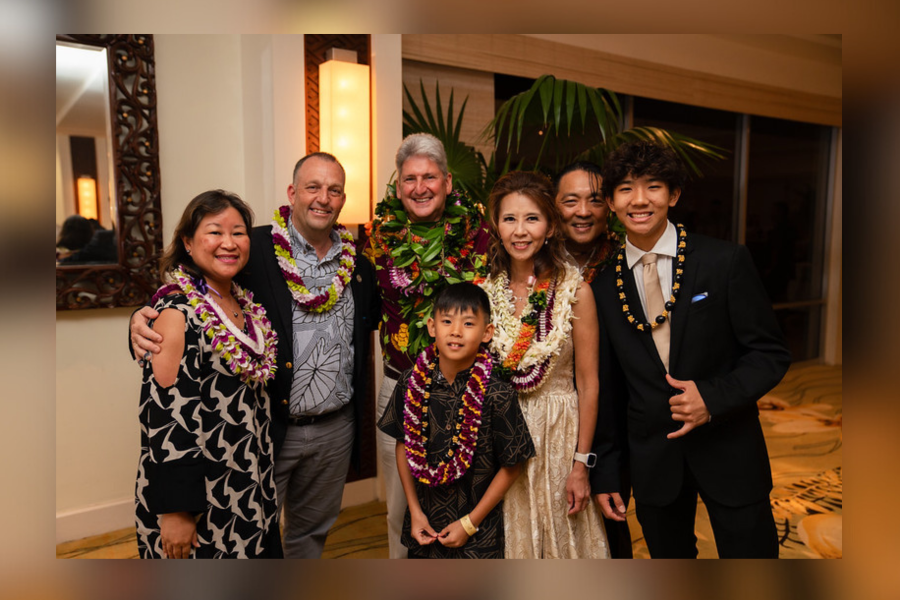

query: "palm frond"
left=402, top=80, right=487, bottom=201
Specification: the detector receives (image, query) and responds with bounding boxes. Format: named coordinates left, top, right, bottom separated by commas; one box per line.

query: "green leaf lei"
left=366, top=182, right=488, bottom=358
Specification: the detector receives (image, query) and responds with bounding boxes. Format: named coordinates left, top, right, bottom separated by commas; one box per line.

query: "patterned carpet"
left=57, top=363, right=841, bottom=559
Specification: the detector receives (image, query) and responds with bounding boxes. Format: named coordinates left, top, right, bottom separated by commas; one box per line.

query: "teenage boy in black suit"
left=590, top=140, right=791, bottom=558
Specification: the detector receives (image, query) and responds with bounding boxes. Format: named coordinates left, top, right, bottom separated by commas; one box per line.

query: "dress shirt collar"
left=288, top=219, right=341, bottom=261
left=624, top=220, right=677, bottom=270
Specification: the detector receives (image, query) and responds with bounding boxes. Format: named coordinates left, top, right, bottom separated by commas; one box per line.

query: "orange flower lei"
left=501, top=279, right=550, bottom=372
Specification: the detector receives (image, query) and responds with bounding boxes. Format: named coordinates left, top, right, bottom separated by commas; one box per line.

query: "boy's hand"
left=131, top=306, right=162, bottom=363
left=410, top=512, right=439, bottom=546
left=666, top=374, right=711, bottom=439
left=565, top=462, right=591, bottom=515
left=437, top=520, right=470, bottom=548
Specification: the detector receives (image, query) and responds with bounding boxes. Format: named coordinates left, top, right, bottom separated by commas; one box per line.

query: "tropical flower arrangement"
left=364, top=182, right=487, bottom=358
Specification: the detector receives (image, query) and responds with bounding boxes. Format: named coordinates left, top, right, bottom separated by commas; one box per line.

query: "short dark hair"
left=292, top=152, right=345, bottom=184
left=554, top=160, right=602, bottom=192
left=433, top=282, right=491, bottom=322
left=159, top=189, right=254, bottom=281
left=57, top=214, right=94, bottom=250
left=601, top=141, right=687, bottom=199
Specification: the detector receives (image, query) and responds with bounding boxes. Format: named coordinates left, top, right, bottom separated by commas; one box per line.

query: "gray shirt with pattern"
left=287, top=220, right=355, bottom=417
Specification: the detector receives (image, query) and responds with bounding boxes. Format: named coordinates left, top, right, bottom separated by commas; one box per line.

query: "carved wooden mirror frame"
left=56, top=34, right=163, bottom=310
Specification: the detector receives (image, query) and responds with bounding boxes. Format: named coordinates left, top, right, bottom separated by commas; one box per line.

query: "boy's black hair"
left=600, top=140, right=687, bottom=200
left=433, top=282, right=491, bottom=322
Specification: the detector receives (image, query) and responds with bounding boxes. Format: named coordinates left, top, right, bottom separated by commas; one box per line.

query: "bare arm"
left=149, top=308, right=186, bottom=388
left=438, top=463, right=523, bottom=548
left=567, top=281, right=600, bottom=515
left=395, top=441, right=438, bottom=546
left=147, top=308, right=198, bottom=557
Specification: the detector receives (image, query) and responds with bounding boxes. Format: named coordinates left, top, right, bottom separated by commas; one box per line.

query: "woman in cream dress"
left=481, top=171, right=608, bottom=559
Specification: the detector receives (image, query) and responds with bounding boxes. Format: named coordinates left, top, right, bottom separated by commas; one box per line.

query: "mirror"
left=56, top=35, right=163, bottom=310
left=56, top=41, right=117, bottom=264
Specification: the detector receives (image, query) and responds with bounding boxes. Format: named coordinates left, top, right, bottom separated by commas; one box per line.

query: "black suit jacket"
left=590, top=233, right=790, bottom=508
left=237, top=225, right=381, bottom=468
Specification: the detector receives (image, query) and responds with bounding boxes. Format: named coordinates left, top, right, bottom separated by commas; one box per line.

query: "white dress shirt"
left=624, top=221, right=677, bottom=320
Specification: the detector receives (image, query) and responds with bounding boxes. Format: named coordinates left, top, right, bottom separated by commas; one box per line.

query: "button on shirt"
left=288, top=220, right=355, bottom=417
left=624, top=220, right=677, bottom=320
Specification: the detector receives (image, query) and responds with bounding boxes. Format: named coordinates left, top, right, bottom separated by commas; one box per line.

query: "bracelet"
left=460, top=514, right=478, bottom=536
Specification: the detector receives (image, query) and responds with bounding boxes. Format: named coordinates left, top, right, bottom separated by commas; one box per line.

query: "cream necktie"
left=641, top=253, right=670, bottom=371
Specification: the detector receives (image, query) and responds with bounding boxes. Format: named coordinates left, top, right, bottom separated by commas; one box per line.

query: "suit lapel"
left=623, top=264, right=667, bottom=375
left=668, top=234, right=698, bottom=373
left=259, top=229, right=295, bottom=342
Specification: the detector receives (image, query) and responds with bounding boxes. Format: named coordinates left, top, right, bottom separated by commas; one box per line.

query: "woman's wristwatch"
left=573, top=451, right=597, bottom=468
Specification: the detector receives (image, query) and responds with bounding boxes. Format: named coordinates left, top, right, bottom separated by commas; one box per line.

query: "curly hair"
left=158, top=189, right=254, bottom=282
left=600, top=140, right=687, bottom=200
left=486, top=171, right=568, bottom=282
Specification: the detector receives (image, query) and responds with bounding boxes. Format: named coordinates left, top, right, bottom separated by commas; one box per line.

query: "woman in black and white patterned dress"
left=135, top=190, right=281, bottom=558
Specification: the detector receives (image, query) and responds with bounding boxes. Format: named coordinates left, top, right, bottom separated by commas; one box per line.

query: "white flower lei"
left=482, top=263, right=581, bottom=392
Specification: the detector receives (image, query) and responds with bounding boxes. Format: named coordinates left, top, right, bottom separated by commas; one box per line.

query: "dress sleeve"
left=141, top=295, right=208, bottom=514
left=490, top=381, right=536, bottom=467
left=376, top=369, right=411, bottom=442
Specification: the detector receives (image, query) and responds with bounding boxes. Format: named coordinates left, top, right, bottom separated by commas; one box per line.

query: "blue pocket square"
left=691, top=292, right=709, bottom=303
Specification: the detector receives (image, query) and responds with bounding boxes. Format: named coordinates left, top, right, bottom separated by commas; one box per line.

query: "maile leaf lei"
left=364, top=183, right=487, bottom=357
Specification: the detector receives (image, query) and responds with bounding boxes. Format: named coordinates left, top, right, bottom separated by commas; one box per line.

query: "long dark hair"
left=158, top=189, right=254, bottom=282
left=486, top=171, right=567, bottom=282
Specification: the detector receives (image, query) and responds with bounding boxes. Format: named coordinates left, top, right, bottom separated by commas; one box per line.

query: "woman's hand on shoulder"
left=150, top=308, right=186, bottom=388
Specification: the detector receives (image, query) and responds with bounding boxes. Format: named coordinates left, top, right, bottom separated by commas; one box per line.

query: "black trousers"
left=635, top=463, right=777, bottom=559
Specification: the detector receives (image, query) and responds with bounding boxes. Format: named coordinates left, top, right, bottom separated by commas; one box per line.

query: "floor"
left=57, top=362, right=841, bottom=559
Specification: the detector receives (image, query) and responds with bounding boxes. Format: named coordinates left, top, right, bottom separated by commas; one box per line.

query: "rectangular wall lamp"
left=319, top=48, right=371, bottom=225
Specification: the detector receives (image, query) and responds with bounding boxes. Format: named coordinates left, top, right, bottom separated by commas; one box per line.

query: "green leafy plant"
left=402, top=81, right=486, bottom=201
left=486, top=74, right=725, bottom=177
left=402, top=75, right=726, bottom=204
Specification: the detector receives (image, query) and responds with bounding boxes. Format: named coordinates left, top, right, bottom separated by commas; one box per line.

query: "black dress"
left=134, top=294, right=281, bottom=558
left=378, top=365, right=535, bottom=558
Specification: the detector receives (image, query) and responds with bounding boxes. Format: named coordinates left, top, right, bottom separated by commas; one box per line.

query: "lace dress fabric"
left=501, top=268, right=609, bottom=559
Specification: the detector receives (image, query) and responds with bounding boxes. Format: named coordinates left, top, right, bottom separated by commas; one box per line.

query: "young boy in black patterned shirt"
left=377, top=283, right=534, bottom=558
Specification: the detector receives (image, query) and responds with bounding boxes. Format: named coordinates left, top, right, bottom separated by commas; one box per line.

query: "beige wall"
left=57, top=35, right=254, bottom=542
left=56, top=34, right=403, bottom=542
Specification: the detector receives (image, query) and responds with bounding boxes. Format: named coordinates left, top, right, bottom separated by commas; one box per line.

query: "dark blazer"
left=238, top=225, right=381, bottom=467
left=590, top=233, right=791, bottom=508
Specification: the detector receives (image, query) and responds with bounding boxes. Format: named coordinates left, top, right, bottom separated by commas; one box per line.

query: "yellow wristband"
left=460, top=514, right=478, bottom=536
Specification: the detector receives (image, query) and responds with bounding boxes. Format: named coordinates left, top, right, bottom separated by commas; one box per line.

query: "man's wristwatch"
left=573, top=451, right=597, bottom=468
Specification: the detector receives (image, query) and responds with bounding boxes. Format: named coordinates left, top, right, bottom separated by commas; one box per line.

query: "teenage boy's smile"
left=608, top=174, right=680, bottom=251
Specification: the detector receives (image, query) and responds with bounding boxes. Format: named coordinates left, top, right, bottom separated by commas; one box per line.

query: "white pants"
left=377, top=374, right=408, bottom=559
